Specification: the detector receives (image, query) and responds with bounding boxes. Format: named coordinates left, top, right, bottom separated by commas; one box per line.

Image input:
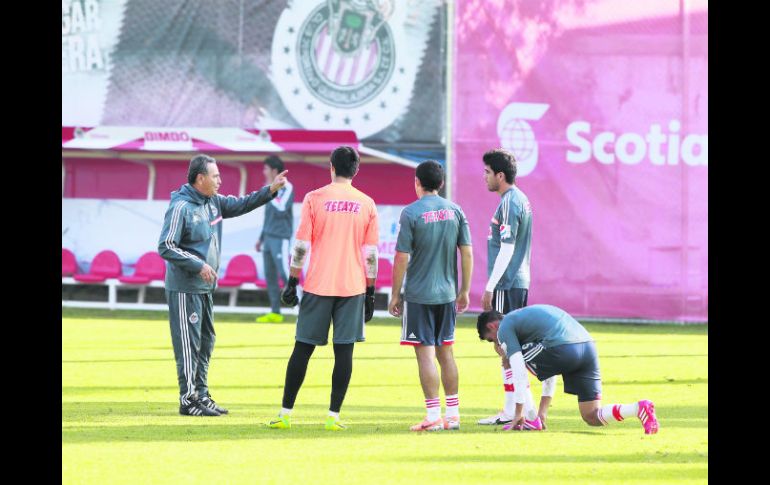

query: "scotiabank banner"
left=453, top=1, right=708, bottom=321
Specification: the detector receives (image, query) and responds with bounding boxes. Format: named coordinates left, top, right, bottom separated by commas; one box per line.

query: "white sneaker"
left=477, top=410, right=514, bottom=425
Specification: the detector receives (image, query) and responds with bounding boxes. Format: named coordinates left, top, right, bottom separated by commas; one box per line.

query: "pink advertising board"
left=452, top=1, right=708, bottom=321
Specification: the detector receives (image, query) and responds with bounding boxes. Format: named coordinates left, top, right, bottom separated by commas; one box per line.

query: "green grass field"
left=62, top=309, right=707, bottom=484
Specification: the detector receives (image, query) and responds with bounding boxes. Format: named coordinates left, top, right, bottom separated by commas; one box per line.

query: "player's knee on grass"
left=579, top=400, right=603, bottom=426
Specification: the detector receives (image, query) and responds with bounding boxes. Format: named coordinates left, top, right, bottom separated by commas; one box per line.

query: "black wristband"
left=287, top=276, right=299, bottom=286
left=365, top=286, right=375, bottom=296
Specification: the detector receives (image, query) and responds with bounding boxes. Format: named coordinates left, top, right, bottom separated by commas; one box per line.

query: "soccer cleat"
left=256, top=312, right=284, bottom=323
left=179, top=400, right=220, bottom=417
left=200, top=394, right=229, bottom=414
left=324, top=416, right=347, bottom=431
left=443, top=416, right=460, bottom=430
left=267, top=414, right=291, bottom=429
left=502, top=417, right=544, bottom=431
left=637, top=399, right=659, bottom=435
left=410, top=418, right=444, bottom=432
left=477, top=410, right=514, bottom=425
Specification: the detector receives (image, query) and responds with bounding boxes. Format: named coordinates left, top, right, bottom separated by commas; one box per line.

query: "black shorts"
left=523, top=341, right=602, bottom=402
left=400, top=301, right=456, bottom=347
left=493, top=288, right=528, bottom=313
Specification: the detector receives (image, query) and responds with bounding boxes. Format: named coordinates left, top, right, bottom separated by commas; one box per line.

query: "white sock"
left=280, top=407, right=292, bottom=417
left=328, top=410, right=339, bottom=419
left=523, top=385, right=537, bottom=421
left=502, top=367, right=515, bottom=417
left=426, top=397, right=441, bottom=421
left=597, top=403, right=639, bottom=425
left=445, top=394, right=459, bottom=418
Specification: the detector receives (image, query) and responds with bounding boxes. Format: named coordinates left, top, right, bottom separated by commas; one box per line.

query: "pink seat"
left=218, top=254, right=257, bottom=287
left=73, top=250, right=123, bottom=283
left=119, top=252, right=166, bottom=284
left=376, top=258, right=393, bottom=289
left=62, top=248, right=77, bottom=276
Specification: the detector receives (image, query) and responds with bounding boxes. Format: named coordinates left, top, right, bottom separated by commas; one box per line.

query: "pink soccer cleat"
left=637, top=400, right=659, bottom=435
left=410, top=418, right=444, bottom=432
left=502, top=416, right=544, bottom=431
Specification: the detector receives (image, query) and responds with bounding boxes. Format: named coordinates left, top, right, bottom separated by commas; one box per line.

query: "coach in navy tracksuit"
left=158, top=155, right=287, bottom=416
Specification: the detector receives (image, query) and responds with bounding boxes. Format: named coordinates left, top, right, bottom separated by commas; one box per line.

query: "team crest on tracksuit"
left=270, top=0, right=439, bottom=138
left=189, top=312, right=199, bottom=324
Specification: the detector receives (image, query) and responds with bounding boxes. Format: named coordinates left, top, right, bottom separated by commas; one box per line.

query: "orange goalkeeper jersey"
left=295, top=182, right=379, bottom=297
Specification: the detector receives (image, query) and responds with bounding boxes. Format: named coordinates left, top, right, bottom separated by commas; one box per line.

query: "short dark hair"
left=415, top=160, right=444, bottom=192
left=188, top=155, right=216, bottom=185
left=477, top=310, right=504, bottom=340
left=264, top=155, right=284, bottom=173
left=482, top=149, right=517, bottom=184
left=330, top=146, right=360, bottom=178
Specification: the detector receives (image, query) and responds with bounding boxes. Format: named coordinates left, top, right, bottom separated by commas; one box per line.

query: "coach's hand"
left=255, top=241, right=262, bottom=252
left=481, top=290, right=493, bottom=311
left=281, top=275, right=300, bottom=306
left=269, top=170, right=289, bottom=194
left=365, top=286, right=376, bottom=322
left=199, top=264, right=217, bottom=284
left=388, top=294, right=403, bottom=317
left=456, top=290, right=469, bottom=313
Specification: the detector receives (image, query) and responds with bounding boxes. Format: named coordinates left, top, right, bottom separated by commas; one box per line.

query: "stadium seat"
left=62, top=248, right=77, bottom=276
left=72, top=250, right=123, bottom=283
left=218, top=254, right=257, bottom=287
left=118, top=252, right=166, bottom=284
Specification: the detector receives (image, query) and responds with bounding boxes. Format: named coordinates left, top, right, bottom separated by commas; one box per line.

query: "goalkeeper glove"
left=281, top=276, right=300, bottom=307
left=364, top=286, right=375, bottom=322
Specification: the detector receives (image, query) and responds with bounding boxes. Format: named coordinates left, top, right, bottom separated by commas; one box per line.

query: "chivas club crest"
left=271, top=0, right=439, bottom=137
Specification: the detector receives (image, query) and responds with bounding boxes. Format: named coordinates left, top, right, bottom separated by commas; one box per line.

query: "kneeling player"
left=477, top=305, right=659, bottom=434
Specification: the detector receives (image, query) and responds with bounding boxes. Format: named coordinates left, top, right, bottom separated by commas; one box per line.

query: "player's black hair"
left=482, top=148, right=517, bottom=184
left=188, top=155, right=216, bottom=185
left=415, top=160, right=444, bottom=192
left=477, top=310, right=504, bottom=340
left=264, top=155, right=284, bottom=173
left=330, top=145, right=360, bottom=178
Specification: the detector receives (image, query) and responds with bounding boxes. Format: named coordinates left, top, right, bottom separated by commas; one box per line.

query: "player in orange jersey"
left=268, top=146, right=379, bottom=431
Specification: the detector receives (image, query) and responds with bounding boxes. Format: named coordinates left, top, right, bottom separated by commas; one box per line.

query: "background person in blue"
left=388, top=160, right=473, bottom=432
left=159, top=155, right=287, bottom=417
left=255, top=155, right=294, bottom=323
left=477, top=304, right=659, bottom=434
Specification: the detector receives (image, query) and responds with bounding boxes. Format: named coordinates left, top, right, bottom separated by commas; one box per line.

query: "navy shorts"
left=523, top=340, right=602, bottom=402
left=493, top=288, right=528, bottom=313
left=400, top=301, right=456, bottom=346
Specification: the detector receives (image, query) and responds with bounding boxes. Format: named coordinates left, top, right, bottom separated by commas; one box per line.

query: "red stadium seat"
left=218, top=254, right=257, bottom=287
left=62, top=248, right=77, bottom=276
left=119, top=252, right=166, bottom=284
left=73, top=250, right=123, bottom=283
left=376, top=258, right=393, bottom=289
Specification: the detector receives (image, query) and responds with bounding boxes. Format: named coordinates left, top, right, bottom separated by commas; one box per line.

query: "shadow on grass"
left=62, top=378, right=708, bottom=397
left=63, top=308, right=707, bottom=334
left=62, top=401, right=708, bottom=444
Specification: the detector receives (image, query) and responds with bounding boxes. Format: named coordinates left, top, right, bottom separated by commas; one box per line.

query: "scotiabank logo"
left=566, top=120, right=708, bottom=166
left=497, top=103, right=550, bottom=177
